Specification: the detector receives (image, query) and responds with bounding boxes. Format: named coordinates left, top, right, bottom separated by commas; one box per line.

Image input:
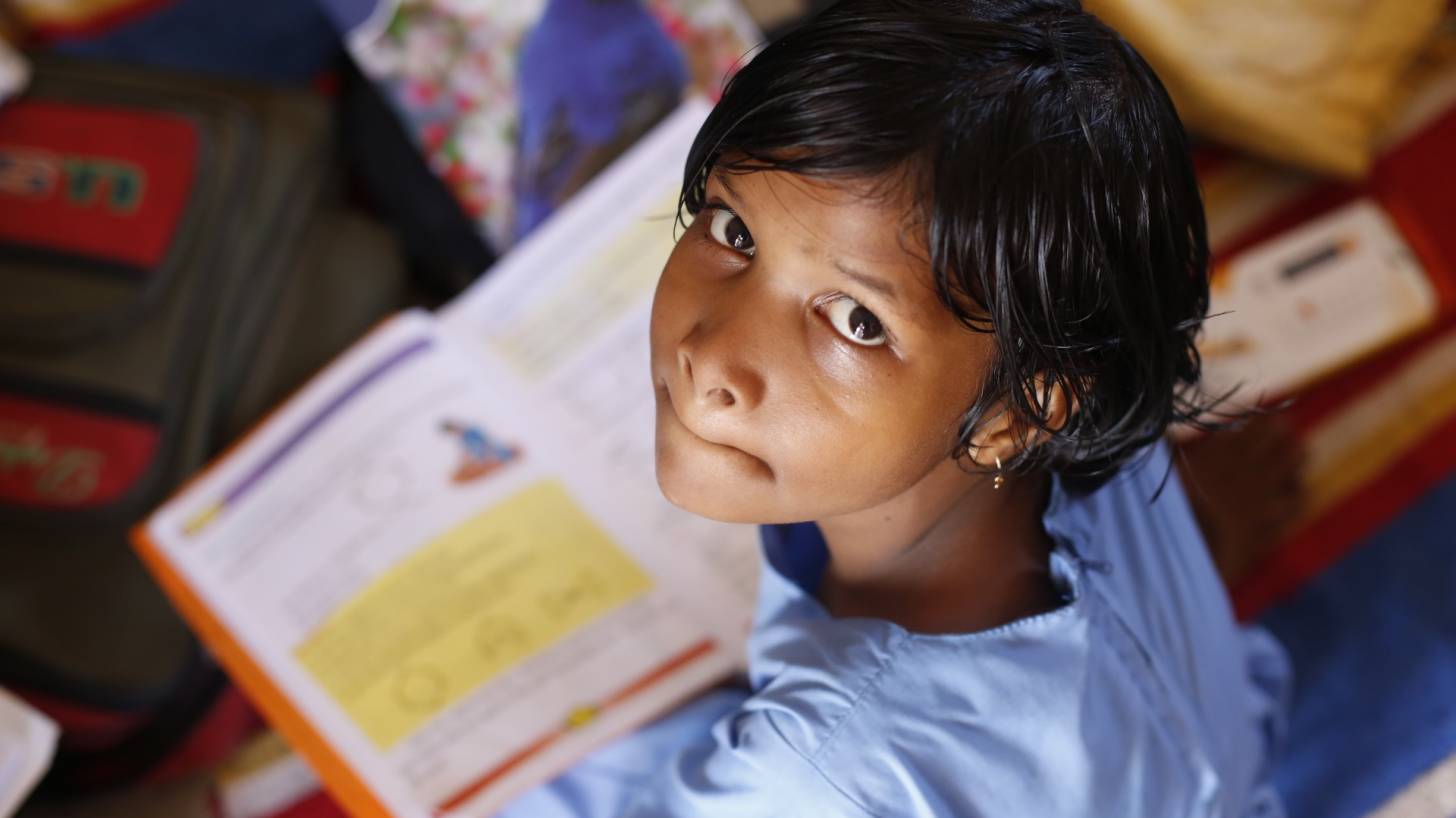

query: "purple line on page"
left=220, top=336, right=434, bottom=507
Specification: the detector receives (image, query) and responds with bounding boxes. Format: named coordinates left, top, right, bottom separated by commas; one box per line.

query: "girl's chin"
left=655, top=457, right=764, bottom=523
left=652, top=447, right=807, bottom=525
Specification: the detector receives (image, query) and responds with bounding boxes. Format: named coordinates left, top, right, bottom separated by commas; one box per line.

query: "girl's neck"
left=815, top=460, right=1063, bottom=634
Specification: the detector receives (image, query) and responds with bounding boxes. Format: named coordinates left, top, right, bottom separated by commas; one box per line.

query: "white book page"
left=0, top=688, right=57, bottom=818
left=439, top=98, right=762, bottom=653
left=143, top=310, right=735, bottom=818
left=1199, top=198, right=1437, bottom=406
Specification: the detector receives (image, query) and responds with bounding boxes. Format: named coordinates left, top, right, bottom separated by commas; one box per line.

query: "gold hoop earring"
left=993, top=456, right=1005, bottom=490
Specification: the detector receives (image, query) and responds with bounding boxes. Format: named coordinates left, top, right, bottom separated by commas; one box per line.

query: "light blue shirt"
left=501, top=443, right=1291, bottom=817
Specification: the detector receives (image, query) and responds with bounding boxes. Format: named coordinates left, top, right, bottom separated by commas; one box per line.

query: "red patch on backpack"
left=0, top=101, right=198, bottom=270
left=0, top=393, right=159, bottom=508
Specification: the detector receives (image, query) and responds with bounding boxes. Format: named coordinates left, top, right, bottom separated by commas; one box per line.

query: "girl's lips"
left=656, top=380, right=773, bottom=478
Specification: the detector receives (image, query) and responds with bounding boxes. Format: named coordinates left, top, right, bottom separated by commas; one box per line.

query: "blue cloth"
left=501, top=443, right=1290, bottom=817
left=1262, top=474, right=1456, bottom=818
left=514, top=0, right=687, bottom=238
left=48, top=0, right=340, bottom=85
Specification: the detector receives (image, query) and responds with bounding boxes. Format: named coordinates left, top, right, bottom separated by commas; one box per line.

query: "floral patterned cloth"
left=325, top=0, right=758, bottom=249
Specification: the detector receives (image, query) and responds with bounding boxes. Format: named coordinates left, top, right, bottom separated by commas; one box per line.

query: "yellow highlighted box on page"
left=294, top=480, right=652, bottom=749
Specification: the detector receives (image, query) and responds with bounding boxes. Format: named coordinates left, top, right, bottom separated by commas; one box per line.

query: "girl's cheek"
left=803, top=323, right=904, bottom=438
left=651, top=265, right=704, bottom=356
left=804, top=317, right=892, bottom=393
left=657, top=237, right=722, bottom=313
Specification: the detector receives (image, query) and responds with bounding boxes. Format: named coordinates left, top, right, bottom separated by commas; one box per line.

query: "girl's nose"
left=676, top=324, right=766, bottom=413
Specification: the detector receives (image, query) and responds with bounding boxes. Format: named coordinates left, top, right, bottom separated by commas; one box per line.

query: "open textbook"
left=132, top=99, right=762, bottom=818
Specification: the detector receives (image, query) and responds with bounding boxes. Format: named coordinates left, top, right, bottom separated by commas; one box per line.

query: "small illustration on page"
left=440, top=419, right=520, bottom=484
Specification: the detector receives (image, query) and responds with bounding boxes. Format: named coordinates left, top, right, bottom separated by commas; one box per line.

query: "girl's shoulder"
left=738, top=442, right=1287, bottom=815
left=735, top=573, right=1219, bottom=817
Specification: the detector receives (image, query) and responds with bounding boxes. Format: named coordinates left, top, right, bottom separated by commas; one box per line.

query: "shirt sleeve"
left=620, top=704, right=879, bottom=818
left=492, top=688, right=873, bottom=818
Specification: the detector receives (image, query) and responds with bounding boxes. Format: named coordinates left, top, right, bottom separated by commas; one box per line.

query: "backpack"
left=0, top=55, right=409, bottom=793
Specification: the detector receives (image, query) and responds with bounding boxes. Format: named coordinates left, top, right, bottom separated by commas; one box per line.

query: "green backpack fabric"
left=0, top=56, right=409, bottom=791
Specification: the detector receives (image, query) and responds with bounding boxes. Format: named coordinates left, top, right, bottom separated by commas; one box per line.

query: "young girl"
left=506, top=0, right=1290, bottom=814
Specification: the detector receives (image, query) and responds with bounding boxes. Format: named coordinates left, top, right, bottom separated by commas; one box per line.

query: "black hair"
left=679, top=0, right=1214, bottom=488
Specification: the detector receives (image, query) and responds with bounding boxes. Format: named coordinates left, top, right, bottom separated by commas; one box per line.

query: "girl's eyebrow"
left=711, top=170, right=745, bottom=206
left=833, top=258, right=901, bottom=307
left=710, top=168, right=904, bottom=310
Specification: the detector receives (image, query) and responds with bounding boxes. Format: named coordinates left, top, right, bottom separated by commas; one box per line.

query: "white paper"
left=1199, top=198, right=1437, bottom=406
left=0, top=688, right=57, bottom=818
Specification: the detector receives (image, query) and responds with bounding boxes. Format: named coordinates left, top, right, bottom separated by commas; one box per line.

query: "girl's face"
left=650, top=168, right=993, bottom=524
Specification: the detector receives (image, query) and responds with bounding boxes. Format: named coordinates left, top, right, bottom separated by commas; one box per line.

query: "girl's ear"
left=962, top=374, right=1077, bottom=469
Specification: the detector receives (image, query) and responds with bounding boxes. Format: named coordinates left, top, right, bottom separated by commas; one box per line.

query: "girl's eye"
left=823, top=296, right=887, bottom=347
left=707, top=208, right=755, bottom=256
